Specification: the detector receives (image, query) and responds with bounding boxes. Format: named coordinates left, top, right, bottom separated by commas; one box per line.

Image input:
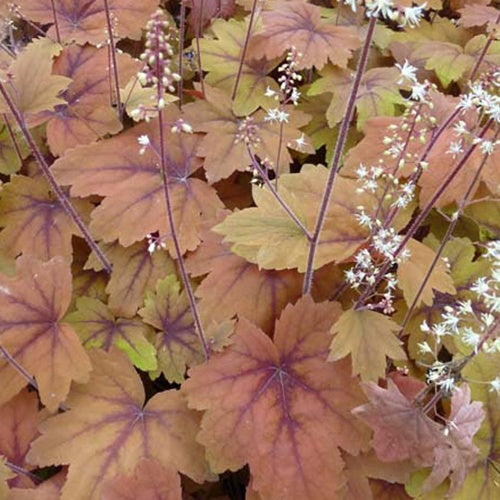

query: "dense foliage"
left=0, top=0, right=498, bottom=498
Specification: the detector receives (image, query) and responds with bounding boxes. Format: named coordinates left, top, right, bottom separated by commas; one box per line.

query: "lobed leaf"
left=247, top=1, right=360, bottom=70
left=214, top=165, right=374, bottom=271
left=183, top=295, right=370, bottom=499
left=27, top=348, right=212, bottom=500
left=16, top=0, right=160, bottom=44
left=0, top=256, right=91, bottom=411
left=52, top=115, right=223, bottom=251
left=329, top=309, right=406, bottom=382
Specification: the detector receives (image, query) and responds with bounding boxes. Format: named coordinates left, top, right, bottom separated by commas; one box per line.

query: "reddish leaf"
left=0, top=175, right=92, bottom=260
left=186, top=0, right=236, bottom=33
left=66, top=297, right=157, bottom=371
left=422, top=385, right=484, bottom=495
left=0, top=256, right=91, bottom=411
left=185, top=215, right=303, bottom=334
left=183, top=85, right=313, bottom=183
left=46, top=45, right=140, bottom=156
left=183, top=296, right=370, bottom=500
left=52, top=115, right=223, bottom=251
left=9, top=471, right=65, bottom=500
left=138, top=275, right=204, bottom=383
left=247, top=1, right=360, bottom=70
left=27, top=348, right=212, bottom=500
left=101, top=458, right=182, bottom=500
left=459, top=4, right=500, bottom=33
left=353, top=380, right=443, bottom=465
left=0, top=390, right=39, bottom=487
left=16, top=0, right=160, bottom=44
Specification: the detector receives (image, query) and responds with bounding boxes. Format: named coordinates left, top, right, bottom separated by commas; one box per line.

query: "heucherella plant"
left=0, top=1, right=498, bottom=499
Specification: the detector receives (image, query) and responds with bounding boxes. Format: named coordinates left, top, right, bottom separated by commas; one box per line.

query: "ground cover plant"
left=0, top=0, right=498, bottom=498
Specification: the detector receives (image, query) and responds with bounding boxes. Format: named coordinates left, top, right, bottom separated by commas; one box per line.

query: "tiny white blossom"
left=479, top=139, right=496, bottom=155
left=138, top=135, right=150, bottom=146
left=410, top=81, right=428, bottom=101
left=294, top=133, right=307, bottom=151
left=264, top=86, right=277, bottom=98
left=447, top=141, right=464, bottom=158
left=401, top=3, right=427, bottom=28
left=395, top=60, right=418, bottom=84
left=489, top=377, right=500, bottom=394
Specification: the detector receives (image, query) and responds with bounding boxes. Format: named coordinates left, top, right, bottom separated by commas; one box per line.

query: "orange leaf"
left=0, top=175, right=92, bottom=260
left=101, top=458, right=182, bottom=500
left=183, top=296, right=370, bottom=500
left=46, top=45, right=140, bottom=156
left=247, top=1, right=360, bottom=70
left=138, top=275, right=204, bottom=383
left=27, top=348, right=212, bottom=500
left=183, top=84, right=313, bottom=183
left=0, top=256, right=91, bottom=411
left=52, top=115, right=223, bottom=250
left=0, top=390, right=39, bottom=487
left=16, top=0, right=159, bottom=44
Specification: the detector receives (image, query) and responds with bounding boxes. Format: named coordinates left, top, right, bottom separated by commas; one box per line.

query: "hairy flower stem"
left=177, top=1, right=186, bottom=108
left=302, top=15, right=377, bottom=294
left=382, top=107, right=462, bottom=231
left=0, top=82, right=113, bottom=274
left=103, top=0, right=123, bottom=121
left=399, top=131, right=498, bottom=337
left=232, top=0, right=258, bottom=101
left=247, top=145, right=312, bottom=240
left=355, top=118, right=494, bottom=308
left=154, top=36, right=210, bottom=361
left=194, top=0, right=206, bottom=95
left=49, top=0, right=61, bottom=43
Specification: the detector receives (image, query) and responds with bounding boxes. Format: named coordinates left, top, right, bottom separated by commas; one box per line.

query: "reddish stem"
left=49, top=0, right=61, bottom=43
left=177, top=1, right=186, bottom=108
left=154, top=29, right=210, bottom=360
left=302, top=15, right=377, bottom=294
left=103, top=0, right=123, bottom=121
left=231, top=0, right=258, bottom=101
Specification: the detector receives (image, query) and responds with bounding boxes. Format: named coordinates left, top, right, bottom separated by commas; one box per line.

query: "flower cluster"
left=264, top=47, right=303, bottom=124
left=418, top=240, right=500, bottom=393
left=355, top=0, right=427, bottom=27
left=132, top=10, right=180, bottom=120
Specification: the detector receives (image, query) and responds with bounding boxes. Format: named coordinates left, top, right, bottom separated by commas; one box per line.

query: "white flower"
left=461, top=327, right=481, bottom=349
left=264, top=86, right=277, bottom=98
left=294, top=133, right=307, bottom=151
left=453, top=120, right=468, bottom=136
left=344, top=0, right=358, bottom=12
left=365, top=0, right=396, bottom=19
left=489, top=376, right=500, bottom=394
left=479, top=139, right=496, bottom=155
left=138, top=135, right=150, bottom=146
left=447, top=141, right=464, bottom=158
left=401, top=3, right=427, bottom=28
left=418, top=341, right=433, bottom=355
left=410, top=81, right=428, bottom=101
left=395, top=60, right=418, bottom=84
left=471, top=277, right=490, bottom=296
